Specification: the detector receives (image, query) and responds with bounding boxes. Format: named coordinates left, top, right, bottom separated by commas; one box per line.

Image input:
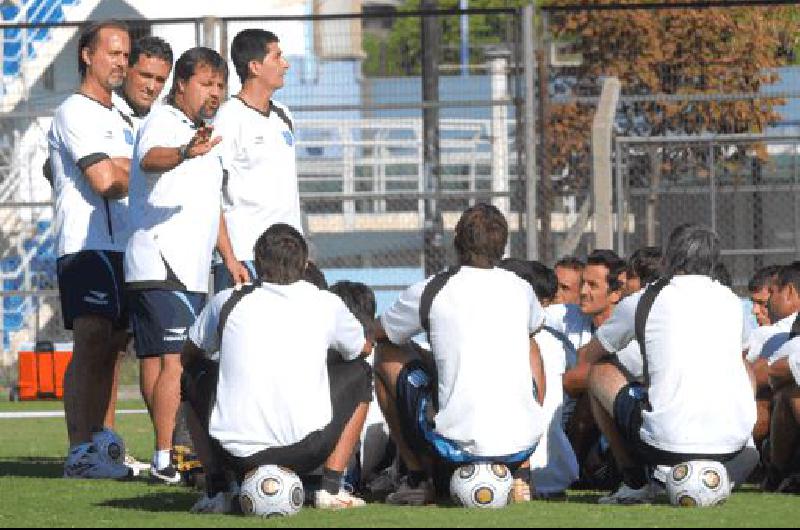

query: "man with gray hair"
left=576, top=224, right=756, bottom=504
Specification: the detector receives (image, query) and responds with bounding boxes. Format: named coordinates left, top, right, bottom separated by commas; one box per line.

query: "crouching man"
left=181, top=224, right=373, bottom=512
left=373, top=203, right=548, bottom=505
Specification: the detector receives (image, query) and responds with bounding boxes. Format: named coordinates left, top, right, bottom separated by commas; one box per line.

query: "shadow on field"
left=0, top=457, right=64, bottom=478
left=98, top=492, right=197, bottom=513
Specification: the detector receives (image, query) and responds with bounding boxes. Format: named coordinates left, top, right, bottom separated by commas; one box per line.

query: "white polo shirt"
left=745, top=313, right=797, bottom=364
left=48, top=93, right=134, bottom=257
left=544, top=304, right=593, bottom=368
left=189, top=280, right=366, bottom=458
left=112, top=91, right=147, bottom=137
left=215, top=97, right=302, bottom=262
left=125, top=104, right=224, bottom=293
left=596, top=275, right=756, bottom=455
left=381, top=266, right=547, bottom=458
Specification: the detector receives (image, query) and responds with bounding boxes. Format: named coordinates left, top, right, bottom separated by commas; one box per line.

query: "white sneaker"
left=63, top=444, right=132, bottom=480
left=314, top=488, right=367, bottom=510
left=149, top=464, right=183, bottom=485
left=598, top=483, right=656, bottom=505
left=123, top=453, right=149, bottom=477
left=190, top=492, right=233, bottom=514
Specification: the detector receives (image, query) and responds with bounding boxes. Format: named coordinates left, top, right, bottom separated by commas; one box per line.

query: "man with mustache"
left=124, top=47, right=228, bottom=484
left=48, top=20, right=134, bottom=480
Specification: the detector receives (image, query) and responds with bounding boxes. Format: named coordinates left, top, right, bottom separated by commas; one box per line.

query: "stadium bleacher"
left=2, top=0, right=73, bottom=83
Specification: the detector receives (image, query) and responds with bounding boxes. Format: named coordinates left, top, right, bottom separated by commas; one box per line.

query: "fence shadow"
left=97, top=492, right=199, bottom=514
left=0, top=456, right=63, bottom=479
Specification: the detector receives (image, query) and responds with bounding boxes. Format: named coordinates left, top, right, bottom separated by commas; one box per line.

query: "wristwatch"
left=178, top=144, right=190, bottom=161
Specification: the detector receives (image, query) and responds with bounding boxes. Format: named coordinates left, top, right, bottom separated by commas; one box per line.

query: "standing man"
left=125, top=47, right=228, bottom=483
left=49, top=20, right=133, bottom=479
left=103, top=37, right=173, bottom=469
left=212, top=29, right=300, bottom=291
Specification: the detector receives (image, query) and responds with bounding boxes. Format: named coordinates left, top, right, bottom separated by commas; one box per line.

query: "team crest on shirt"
left=104, top=130, right=114, bottom=140
left=283, top=131, right=294, bottom=146
left=253, top=135, right=265, bottom=145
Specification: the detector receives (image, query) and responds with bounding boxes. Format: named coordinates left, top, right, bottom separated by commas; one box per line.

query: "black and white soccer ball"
left=239, top=465, right=304, bottom=518
left=92, top=428, right=125, bottom=465
left=666, top=460, right=732, bottom=507
left=450, top=463, right=513, bottom=509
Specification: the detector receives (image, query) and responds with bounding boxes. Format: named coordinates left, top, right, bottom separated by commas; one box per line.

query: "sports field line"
left=0, top=409, right=147, bottom=419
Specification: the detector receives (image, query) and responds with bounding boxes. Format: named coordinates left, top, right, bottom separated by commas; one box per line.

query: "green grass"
left=0, top=404, right=797, bottom=528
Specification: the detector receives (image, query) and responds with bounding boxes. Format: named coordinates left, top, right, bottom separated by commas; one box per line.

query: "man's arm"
left=83, top=158, right=129, bottom=200
left=769, top=357, right=793, bottom=389
left=216, top=211, right=250, bottom=285
left=530, top=338, right=546, bottom=406
left=562, top=338, right=610, bottom=398
left=140, top=126, right=221, bottom=173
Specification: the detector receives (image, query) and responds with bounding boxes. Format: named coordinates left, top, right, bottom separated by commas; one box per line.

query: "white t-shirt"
left=530, top=327, right=579, bottom=493
left=189, top=280, right=366, bottom=458
left=381, top=266, right=546, bottom=457
left=543, top=304, right=593, bottom=368
left=112, top=91, right=146, bottom=137
left=596, top=275, right=756, bottom=455
left=125, top=104, right=224, bottom=293
left=215, top=97, right=302, bottom=262
left=745, top=313, right=797, bottom=364
left=48, top=93, right=134, bottom=256
left=789, top=342, right=800, bottom=385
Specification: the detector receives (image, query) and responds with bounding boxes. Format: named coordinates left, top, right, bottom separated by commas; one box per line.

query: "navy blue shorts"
left=395, top=360, right=534, bottom=467
left=212, top=261, right=256, bottom=294
left=613, top=383, right=742, bottom=466
left=57, top=250, right=128, bottom=330
left=128, top=289, right=206, bottom=358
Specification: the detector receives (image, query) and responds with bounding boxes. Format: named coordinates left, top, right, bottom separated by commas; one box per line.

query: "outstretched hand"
left=186, top=125, right=222, bottom=159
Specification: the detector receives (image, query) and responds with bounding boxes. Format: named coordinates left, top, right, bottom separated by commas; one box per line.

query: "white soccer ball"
left=92, top=428, right=125, bottom=465
left=450, top=463, right=513, bottom=509
left=666, top=460, right=732, bottom=508
left=239, top=465, right=304, bottom=518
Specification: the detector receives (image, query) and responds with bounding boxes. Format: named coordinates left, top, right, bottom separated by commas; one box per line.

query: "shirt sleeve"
left=595, top=292, right=641, bottom=354
left=56, top=104, right=112, bottom=170
left=380, top=279, right=428, bottom=345
left=212, top=106, right=239, bottom=175
left=188, top=291, right=229, bottom=358
left=330, top=296, right=367, bottom=361
left=136, top=109, right=184, bottom=157
left=528, top=285, right=546, bottom=334
left=789, top=347, right=800, bottom=385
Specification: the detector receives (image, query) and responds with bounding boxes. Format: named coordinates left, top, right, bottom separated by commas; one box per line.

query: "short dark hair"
left=78, top=20, right=130, bottom=78
left=663, top=223, right=719, bottom=277
left=253, top=223, right=308, bottom=285
left=329, top=281, right=377, bottom=338
left=231, top=29, right=280, bottom=84
left=166, top=47, right=228, bottom=105
left=130, top=35, right=173, bottom=68
left=748, top=265, right=782, bottom=293
left=627, top=246, right=663, bottom=285
left=499, top=258, right=558, bottom=302
left=586, top=249, right=626, bottom=292
left=555, top=256, right=585, bottom=272
left=303, top=261, right=328, bottom=290
left=454, top=203, right=508, bottom=268
left=713, top=261, right=733, bottom=288
left=776, top=261, right=800, bottom=294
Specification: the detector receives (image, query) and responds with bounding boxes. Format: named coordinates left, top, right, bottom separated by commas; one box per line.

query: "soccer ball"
left=92, top=428, right=125, bottom=465
left=450, top=463, right=513, bottom=509
left=666, top=460, right=732, bottom=507
left=239, top=465, right=304, bottom=518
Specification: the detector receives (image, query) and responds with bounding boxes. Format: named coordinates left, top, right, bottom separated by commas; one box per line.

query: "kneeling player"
left=373, top=204, right=547, bottom=505
left=182, top=224, right=373, bottom=512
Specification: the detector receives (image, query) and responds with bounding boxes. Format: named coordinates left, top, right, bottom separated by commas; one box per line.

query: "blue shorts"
left=57, top=250, right=128, bottom=330
left=212, top=261, right=256, bottom=294
left=128, top=289, right=206, bottom=358
left=395, top=360, right=535, bottom=467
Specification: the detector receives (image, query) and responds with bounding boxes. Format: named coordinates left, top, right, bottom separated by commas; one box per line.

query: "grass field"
left=0, top=401, right=798, bottom=528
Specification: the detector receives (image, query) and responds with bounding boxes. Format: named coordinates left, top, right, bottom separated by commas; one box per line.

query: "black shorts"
left=613, top=383, right=743, bottom=466
left=183, top=356, right=373, bottom=476
left=57, top=250, right=128, bottom=330
left=128, top=289, right=206, bottom=358
left=394, top=360, right=534, bottom=468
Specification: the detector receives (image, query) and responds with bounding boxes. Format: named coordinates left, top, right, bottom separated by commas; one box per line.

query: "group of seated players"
left=119, top=202, right=796, bottom=513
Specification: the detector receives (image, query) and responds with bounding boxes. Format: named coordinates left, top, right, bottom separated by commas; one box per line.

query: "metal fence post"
left=615, top=138, right=625, bottom=256
left=592, top=77, right=620, bottom=251
left=488, top=47, right=510, bottom=222
left=523, top=4, right=539, bottom=261
left=709, top=141, right=717, bottom=234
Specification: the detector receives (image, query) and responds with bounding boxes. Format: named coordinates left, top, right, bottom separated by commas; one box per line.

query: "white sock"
left=153, top=449, right=171, bottom=470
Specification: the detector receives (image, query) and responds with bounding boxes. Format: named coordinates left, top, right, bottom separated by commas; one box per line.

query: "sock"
left=407, top=470, right=427, bottom=489
left=153, top=449, right=171, bottom=470
left=513, top=467, right=532, bottom=485
left=321, top=468, right=343, bottom=495
left=622, top=466, right=648, bottom=490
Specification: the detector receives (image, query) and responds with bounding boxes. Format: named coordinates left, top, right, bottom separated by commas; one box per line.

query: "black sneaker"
left=385, top=477, right=434, bottom=506
left=777, top=473, right=800, bottom=494
left=150, top=464, right=182, bottom=485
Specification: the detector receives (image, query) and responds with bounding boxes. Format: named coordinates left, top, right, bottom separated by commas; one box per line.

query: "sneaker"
left=385, top=478, right=435, bottom=506
left=190, top=492, right=234, bottom=514
left=124, top=453, right=149, bottom=477
left=777, top=473, right=800, bottom=494
left=150, top=464, right=183, bottom=485
left=510, top=478, right=531, bottom=503
left=314, top=488, right=367, bottom=510
left=365, top=467, right=401, bottom=501
left=598, top=483, right=656, bottom=505
left=64, top=444, right=133, bottom=480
